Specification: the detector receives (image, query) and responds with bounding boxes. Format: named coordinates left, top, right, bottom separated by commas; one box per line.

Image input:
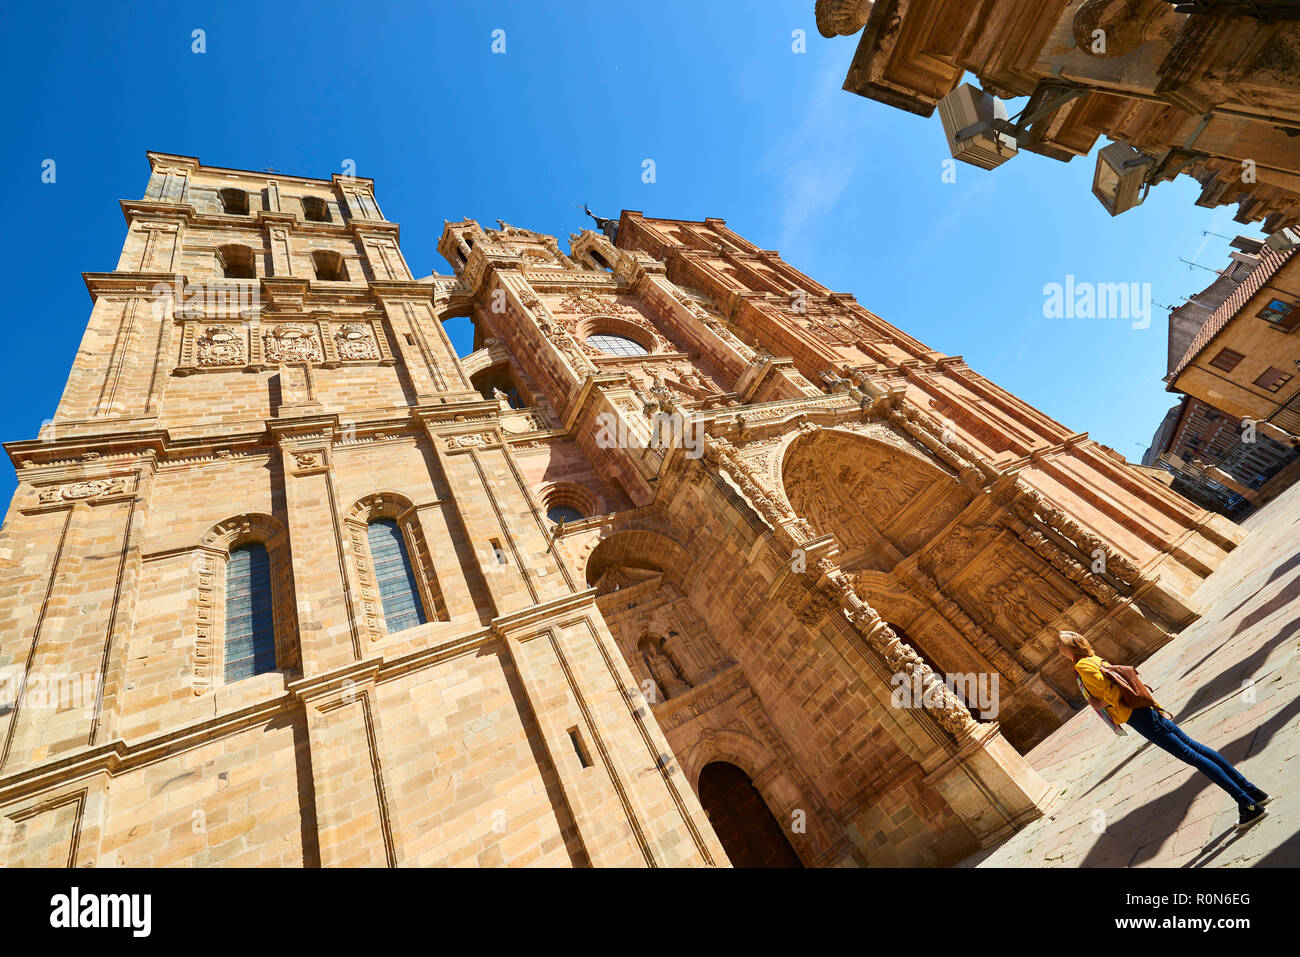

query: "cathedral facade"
left=0, top=153, right=1241, bottom=867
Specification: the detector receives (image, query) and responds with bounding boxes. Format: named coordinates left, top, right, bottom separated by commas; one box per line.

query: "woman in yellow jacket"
left=1056, top=630, right=1270, bottom=830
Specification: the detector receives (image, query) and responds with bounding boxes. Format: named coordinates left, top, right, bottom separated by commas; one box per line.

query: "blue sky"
left=0, top=0, right=1258, bottom=504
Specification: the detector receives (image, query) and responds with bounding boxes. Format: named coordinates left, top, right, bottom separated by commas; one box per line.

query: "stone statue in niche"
left=638, top=635, right=691, bottom=701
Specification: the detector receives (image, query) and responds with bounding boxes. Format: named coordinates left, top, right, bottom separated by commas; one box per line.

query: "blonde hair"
left=1058, top=630, right=1094, bottom=659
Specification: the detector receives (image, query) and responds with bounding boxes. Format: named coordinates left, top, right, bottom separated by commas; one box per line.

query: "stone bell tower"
left=0, top=155, right=725, bottom=868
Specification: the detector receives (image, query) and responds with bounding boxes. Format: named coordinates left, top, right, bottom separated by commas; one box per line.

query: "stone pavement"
left=962, top=478, right=1300, bottom=868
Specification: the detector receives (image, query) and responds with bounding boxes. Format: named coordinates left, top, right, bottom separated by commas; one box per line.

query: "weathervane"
left=581, top=204, right=619, bottom=242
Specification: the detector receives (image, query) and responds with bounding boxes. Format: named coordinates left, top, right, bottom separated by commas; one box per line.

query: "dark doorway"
left=697, top=761, right=803, bottom=868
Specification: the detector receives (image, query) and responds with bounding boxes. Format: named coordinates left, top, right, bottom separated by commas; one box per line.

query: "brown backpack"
left=1100, top=662, right=1167, bottom=715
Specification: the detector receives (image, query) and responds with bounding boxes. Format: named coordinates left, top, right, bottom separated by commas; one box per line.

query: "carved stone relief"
left=264, top=323, right=323, bottom=363
left=332, top=322, right=380, bottom=360
left=197, top=325, right=246, bottom=367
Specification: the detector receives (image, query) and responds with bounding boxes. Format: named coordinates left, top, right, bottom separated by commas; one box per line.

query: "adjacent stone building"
left=0, top=153, right=1243, bottom=867
left=815, top=0, right=1300, bottom=229
left=1149, top=240, right=1300, bottom=515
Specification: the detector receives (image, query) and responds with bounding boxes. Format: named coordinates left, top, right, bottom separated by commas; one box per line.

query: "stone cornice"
left=6, top=430, right=168, bottom=473
left=367, top=279, right=438, bottom=301
left=118, top=198, right=397, bottom=239
left=0, top=696, right=288, bottom=808
left=489, top=587, right=601, bottom=639
left=146, top=151, right=376, bottom=190
left=83, top=271, right=184, bottom=301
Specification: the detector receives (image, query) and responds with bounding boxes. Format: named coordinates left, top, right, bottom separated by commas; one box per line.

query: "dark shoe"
left=1237, top=803, right=1268, bottom=830
left=1246, top=787, right=1273, bottom=807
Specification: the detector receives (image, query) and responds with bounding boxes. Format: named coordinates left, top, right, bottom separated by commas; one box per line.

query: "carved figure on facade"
left=639, top=635, right=692, bottom=701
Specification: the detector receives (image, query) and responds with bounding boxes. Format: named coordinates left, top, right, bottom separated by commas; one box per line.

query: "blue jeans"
left=1126, top=707, right=1258, bottom=806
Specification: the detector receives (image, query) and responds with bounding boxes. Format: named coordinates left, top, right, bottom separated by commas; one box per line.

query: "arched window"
left=223, top=544, right=277, bottom=682
left=216, top=244, right=256, bottom=279
left=301, top=196, right=330, bottom=222
left=367, top=518, right=427, bottom=634
left=218, top=187, right=249, bottom=215
left=312, top=250, right=348, bottom=281
left=471, top=364, right=528, bottom=408
left=587, top=333, right=648, bottom=357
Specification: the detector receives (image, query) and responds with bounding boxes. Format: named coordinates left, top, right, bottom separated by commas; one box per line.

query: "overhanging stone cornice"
left=6, top=429, right=168, bottom=472
left=83, top=271, right=185, bottom=300
left=489, top=587, right=600, bottom=640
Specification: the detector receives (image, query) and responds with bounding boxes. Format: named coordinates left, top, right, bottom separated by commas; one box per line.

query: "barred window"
left=367, top=518, right=427, bottom=633
left=224, top=544, right=277, bottom=682
left=587, top=333, right=648, bottom=357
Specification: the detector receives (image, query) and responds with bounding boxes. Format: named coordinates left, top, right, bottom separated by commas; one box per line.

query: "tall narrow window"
left=224, top=544, right=277, bottom=682
left=367, top=518, right=427, bottom=633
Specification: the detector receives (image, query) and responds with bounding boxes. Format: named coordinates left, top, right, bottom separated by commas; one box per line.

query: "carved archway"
left=780, top=427, right=972, bottom=570
left=698, top=761, right=803, bottom=868
left=583, top=526, right=694, bottom=594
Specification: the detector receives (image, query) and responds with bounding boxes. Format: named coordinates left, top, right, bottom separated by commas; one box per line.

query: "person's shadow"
left=1078, top=694, right=1300, bottom=867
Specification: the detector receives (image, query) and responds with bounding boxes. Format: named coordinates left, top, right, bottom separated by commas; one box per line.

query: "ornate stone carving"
left=557, top=290, right=630, bottom=316
left=197, top=324, right=245, bottom=366
left=538, top=318, right=596, bottom=374
left=815, top=0, right=873, bottom=37
left=836, top=575, right=977, bottom=738
left=1010, top=485, right=1142, bottom=592
left=264, top=323, right=323, bottom=363
left=333, top=323, right=380, bottom=360
left=446, top=432, right=494, bottom=449
left=901, top=566, right=1030, bottom=683
left=36, top=478, right=127, bottom=503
